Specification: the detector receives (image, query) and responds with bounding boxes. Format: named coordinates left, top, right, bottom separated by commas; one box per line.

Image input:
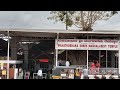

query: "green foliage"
left=48, top=11, right=118, bottom=30
left=48, top=11, right=75, bottom=27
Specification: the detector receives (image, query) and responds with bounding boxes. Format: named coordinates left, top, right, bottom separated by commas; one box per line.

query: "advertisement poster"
left=60, top=69, right=74, bottom=79
left=68, top=69, right=74, bottom=79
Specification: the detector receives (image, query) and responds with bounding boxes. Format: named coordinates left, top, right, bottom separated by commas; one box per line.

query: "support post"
left=22, top=44, right=29, bottom=71
left=86, top=32, right=89, bottom=69
left=11, top=37, right=17, bottom=60
left=7, top=30, right=10, bottom=79
left=118, top=38, right=120, bottom=74
left=54, top=49, right=56, bottom=67
left=106, top=50, right=107, bottom=68
left=55, top=49, right=58, bottom=67
left=55, top=33, right=59, bottom=67
left=87, top=50, right=88, bottom=69
left=118, top=50, right=120, bottom=74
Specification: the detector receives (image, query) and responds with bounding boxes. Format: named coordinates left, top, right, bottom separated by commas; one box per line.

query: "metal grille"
left=88, top=68, right=118, bottom=75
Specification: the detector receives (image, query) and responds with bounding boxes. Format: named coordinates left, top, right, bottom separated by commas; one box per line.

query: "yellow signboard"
left=2, top=70, right=6, bottom=75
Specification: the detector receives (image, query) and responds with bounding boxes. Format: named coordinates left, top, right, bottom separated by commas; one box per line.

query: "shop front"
left=55, top=39, right=120, bottom=75
left=2, top=29, right=120, bottom=78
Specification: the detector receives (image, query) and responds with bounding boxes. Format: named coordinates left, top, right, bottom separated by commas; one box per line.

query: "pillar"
left=118, top=37, right=120, bottom=74
left=55, top=46, right=58, bottom=66
left=10, top=37, right=18, bottom=60
left=22, top=44, right=29, bottom=71
left=55, top=33, right=59, bottom=67
left=106, top=50, right=107, bottom=68
left=87, top=50, right=88, bottom=69
left=54, top=49, right=56, bottom=67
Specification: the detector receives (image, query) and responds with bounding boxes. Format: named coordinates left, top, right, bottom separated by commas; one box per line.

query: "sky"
left=0, top=11, right=120, bottom=31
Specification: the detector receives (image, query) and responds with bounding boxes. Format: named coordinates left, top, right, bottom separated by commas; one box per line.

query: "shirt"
left=91, top=63, right=96, bottom=68
left=96, top=63, right=100, bottom=68
left=75, top=70, right=80, bottom=76
left=66, top=61, right=70, bottom=67
left=37, top=69, right=42, bottom=76
left=83, top=69, right=88, bottom=76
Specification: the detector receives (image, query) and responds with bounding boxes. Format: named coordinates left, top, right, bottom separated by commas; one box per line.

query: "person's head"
left=96, top=61, right=99, bottom=63
left=94, top=60, right=97, bottom=64
left=66, top=60, right=69, bottom=62
left=76, top=68, right=79, bottom=71
left=112, top=73, right=114, bottom=75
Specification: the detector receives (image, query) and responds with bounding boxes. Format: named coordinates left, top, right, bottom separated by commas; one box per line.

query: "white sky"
left=0, top=11, right=120, bottom=31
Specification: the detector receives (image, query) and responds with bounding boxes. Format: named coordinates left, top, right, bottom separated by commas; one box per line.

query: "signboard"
left=60, top=69, right=74, bottom=79
left=39, top=59, right=49, bottom=63
left=2, top=70, right=6, bottom=75
left=55, top=39, right=119, bottom=50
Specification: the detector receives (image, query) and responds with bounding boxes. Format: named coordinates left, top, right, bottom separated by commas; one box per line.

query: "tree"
left=48, top=11, right=118, bottom=31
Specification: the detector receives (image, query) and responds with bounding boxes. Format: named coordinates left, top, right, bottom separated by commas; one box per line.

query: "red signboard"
left=39, top=59, right=49, bottom=63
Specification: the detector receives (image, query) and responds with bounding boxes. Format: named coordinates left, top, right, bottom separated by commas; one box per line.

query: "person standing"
left=25, top=70, right=30, bottom=79
left=37, top=69, right=42, bottom=79
left=82, top=68, right=89, bottom=79
left=18, top=67, right=23, bottom=79
left=74, top=68, right=80, bottom=79
left=90, top=61, right=96, bottom=74
left=96, top=61, right=100, bottom=74
left=59, top=60, right=62, bottom=66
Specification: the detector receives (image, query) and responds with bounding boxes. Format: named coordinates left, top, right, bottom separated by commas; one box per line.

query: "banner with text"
left=55, top=39, right=119, bottom=50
